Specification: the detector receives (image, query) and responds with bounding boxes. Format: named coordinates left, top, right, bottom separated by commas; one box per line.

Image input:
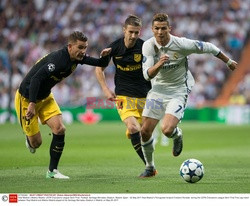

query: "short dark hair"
left=68, top=31, right=88, bottom=43
left=152, top=13, right=170, bottom=26
left=124, top=15, right=142, bottom=28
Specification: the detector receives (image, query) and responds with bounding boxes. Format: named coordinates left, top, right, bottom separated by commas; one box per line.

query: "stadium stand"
left=0, top=0, right=249, bottom=109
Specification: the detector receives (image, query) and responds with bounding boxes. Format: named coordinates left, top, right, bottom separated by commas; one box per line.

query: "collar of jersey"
left=153, top=34, right=172, bottom=49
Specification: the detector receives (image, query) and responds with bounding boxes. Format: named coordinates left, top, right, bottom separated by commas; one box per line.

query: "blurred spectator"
left=0, top=0, right=249, bottom=108
left=229, top=87, right=247, bottom=105
left=231, top=71, right=250, bottom=105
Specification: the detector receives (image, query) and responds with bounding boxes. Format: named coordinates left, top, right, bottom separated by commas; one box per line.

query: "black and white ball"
left=180, top=159, right=204, bottom=183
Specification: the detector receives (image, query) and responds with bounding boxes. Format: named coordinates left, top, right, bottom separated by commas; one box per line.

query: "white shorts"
left=142, top=90, right=188, bottom=120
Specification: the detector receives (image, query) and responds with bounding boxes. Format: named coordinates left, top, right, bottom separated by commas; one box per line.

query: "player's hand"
left=157, top=54, right=169, bottom=67
left=103, top=87, right=116, bottom=101
left=26, top=102, right=36, bottom=120
left=113, top=98, right=123, bottom=109
left=100, top=48, right=112, bottom=57
left=227, top=60, right=237, bottom=71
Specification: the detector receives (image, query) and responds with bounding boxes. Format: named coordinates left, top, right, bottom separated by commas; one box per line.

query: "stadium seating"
left=0, top=0, right=249, bottom=109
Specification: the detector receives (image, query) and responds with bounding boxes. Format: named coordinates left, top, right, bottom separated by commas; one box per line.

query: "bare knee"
left=28, top=134, right=42, bottom=148
left=127, top=123, right=140, bottom=134
left=31, top=139, right=42, bottom=148
left=161, top=125, right=175, bottom=137
left=52, top=124, right=66, bottom=135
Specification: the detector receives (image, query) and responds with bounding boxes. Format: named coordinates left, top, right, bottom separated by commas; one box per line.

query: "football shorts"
left=116, top=95, right=146, bottom=138
left=142, top=90, right=188, bottom=120
left=15, top=90, right=62, bottom=136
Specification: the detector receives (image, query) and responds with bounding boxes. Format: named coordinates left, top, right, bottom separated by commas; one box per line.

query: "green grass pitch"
left=0, top=121, right=249, bottom=193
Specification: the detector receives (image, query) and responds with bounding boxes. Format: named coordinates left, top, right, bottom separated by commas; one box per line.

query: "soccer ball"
left=179, top=159, right=204, bottom=183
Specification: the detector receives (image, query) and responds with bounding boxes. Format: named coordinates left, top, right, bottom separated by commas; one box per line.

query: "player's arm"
left=95, top=66, right=116, bottom=101
left=142, top=42, right=169, bottom=80
left=145, top=55, right=169, bottom=79
left=183, top=38, right=238, bottom=71
left=215, top=51, right=237, bottom=71
left=26, top=65, right=51, bottom=119
left=81, top=48, right=111, bottom=67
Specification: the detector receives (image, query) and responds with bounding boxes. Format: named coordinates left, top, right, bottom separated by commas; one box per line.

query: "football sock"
left=49, top=133, right=65, bottom=172
left=141, top=136, right=155, bottom=168
left=170, top=127, right=181, bottom=139
left=130, top=132, right=146, bottom=165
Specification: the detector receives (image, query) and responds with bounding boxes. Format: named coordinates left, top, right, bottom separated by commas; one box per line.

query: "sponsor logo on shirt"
left=117, top=64, right=141, bottom=71
left=115, top=56, right=123, bottom=59
left=162, top=64, right=179, bottom=70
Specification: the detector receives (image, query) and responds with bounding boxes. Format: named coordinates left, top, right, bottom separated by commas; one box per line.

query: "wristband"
left=226, top=59, right=233, bottom=67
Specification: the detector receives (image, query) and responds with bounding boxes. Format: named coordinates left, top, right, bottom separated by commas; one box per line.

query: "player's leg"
left=158, top=119, right=169, bottom=146
left=140, top=117, right=159, bottom=177
left=152, top=121, right=169, bottom=147
left=14, top=90, right=42, bottom=153
left=26, top=132, right=42, bottom=153
left=160, top=132, right=169, bottom=146
left=45, top=114, right=69, bottom=179
left=123, top=116, right=145, bottom=164
left=152, top=123, right=160, bottom=147
left=161, top=114, right=180, bottom=137
left=40, top=93, right=69, bottom=179
left=116, top=96, right=147, bottom=165
left=161, top=98, right=185, bottom=156
left=139, top=93, right=165, bottom=177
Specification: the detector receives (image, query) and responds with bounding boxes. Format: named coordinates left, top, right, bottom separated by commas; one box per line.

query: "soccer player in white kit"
left=139, top=13, right=238, bottom=177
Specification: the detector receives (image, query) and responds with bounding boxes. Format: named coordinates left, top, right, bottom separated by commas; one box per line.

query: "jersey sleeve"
left=142, top=41, right=155, bottom=81
left=79, top=55, right=110, bottom=67
left=181, top=37, right=221, bottom=56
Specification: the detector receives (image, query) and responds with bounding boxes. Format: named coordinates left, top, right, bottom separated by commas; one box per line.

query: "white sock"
left=141, top=136, right=155, bottom=169
left=170, top=127, right=181, bottom=139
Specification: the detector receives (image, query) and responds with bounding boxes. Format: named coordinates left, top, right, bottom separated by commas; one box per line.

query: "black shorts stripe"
left=19, top=95, right=23, bottom=129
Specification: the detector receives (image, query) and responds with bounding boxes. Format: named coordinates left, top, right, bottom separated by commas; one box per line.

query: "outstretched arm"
left=184, top=39, right=238, bottom=71
left=95, top=66, right=116, bottom=101
left=81, top=48, right=112, bottom=67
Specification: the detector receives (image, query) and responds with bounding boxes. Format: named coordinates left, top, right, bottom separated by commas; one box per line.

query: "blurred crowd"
left=0, top=0, right=250, bottom=109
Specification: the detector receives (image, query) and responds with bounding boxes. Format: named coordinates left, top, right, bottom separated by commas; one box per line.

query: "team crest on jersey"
left=71, top=64, right=77, bottom=72
left=173, top=52, right=179, bottom=60
left=134, top=54, right=141, bottom=62
left=47, top=63, right=55, bottom=72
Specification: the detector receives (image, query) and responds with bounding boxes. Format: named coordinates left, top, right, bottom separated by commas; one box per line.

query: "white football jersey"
left=142, top=34, right=221, bottom=95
